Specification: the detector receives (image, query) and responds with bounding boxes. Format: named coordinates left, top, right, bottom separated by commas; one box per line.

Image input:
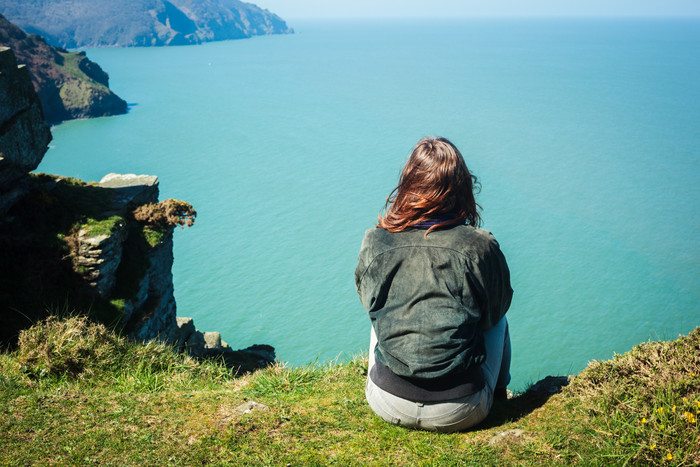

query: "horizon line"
left=279, top=14, right=700, bottom=21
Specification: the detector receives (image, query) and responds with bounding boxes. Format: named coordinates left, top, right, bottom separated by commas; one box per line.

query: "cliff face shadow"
left=478, top=376, right=571, bottom=430
left=0, top=175, right=145, bottom=348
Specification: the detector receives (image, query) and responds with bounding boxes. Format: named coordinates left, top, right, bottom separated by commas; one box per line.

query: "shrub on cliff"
left=133, top=199, right=196, bottom=229
left=132, top=199, right=196, bottom=247
left=16, top=315, right=127, bottom=379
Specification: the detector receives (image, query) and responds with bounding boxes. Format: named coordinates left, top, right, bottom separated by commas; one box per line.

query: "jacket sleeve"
left=354, top=229, right=372, bottom=294
left=466, top=233, right=513, bottom=331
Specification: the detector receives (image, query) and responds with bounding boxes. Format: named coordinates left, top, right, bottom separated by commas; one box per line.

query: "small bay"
left=39, top=19, right=700, bottom=391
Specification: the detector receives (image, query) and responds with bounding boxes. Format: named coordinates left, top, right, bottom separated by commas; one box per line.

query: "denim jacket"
left=355, top=225, right=513, bottom=385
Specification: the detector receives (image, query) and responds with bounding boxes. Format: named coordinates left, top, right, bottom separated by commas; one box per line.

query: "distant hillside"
left=0, top=14, right=126, bottom=124
left=0, top=0, right=293, bottom=48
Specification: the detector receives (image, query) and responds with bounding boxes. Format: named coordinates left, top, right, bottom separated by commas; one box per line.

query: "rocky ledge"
left=63, top=172, right=277, bottom=374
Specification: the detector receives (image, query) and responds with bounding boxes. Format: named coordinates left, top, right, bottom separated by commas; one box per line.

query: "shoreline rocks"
left=174, top=317, right=276, bottom=374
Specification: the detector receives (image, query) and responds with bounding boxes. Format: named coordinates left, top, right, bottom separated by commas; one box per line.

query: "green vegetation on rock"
left=142, top=227, right=165, bottom=247
left=55, top=51, right=109, bottom=90
left=0, top=316, right=697, bottom=465
left=82, top=215, right=125, bottom=237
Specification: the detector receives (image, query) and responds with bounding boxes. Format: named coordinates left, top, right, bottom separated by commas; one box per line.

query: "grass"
left=0, top=317, right=698, bottom=466
left=563, top=332, right=700, bottom=465
left=56, top=52, right=109, bottom=92
left=142, top=226, right=165, bottom=247
left=82, top=215, right=126, bottom=237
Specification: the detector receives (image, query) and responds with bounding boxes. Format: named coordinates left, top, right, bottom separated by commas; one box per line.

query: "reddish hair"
left=378, top=137, right=481, bottom=234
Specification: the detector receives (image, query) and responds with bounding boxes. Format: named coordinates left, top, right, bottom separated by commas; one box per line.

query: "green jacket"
left=355, top=225, right=513, bottom=382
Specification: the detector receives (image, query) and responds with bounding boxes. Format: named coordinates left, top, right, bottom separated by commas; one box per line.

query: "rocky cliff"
left=0, top=45, right=51, bottom=216
left=0, top=47, right=272, bottom=373
left=0, top=14, right=127, bottom=124
left=0, top=0, right=293, bottom=48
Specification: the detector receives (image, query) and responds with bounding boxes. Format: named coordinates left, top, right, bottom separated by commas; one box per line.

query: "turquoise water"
left=39, top=19, right=700, bottom=391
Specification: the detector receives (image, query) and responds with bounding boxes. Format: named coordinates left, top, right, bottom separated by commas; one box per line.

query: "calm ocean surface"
left=39, top=19, right=700, bottom=391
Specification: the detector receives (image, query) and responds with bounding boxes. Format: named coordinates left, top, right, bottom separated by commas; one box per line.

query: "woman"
left=355, top=137, right=513, bottom=432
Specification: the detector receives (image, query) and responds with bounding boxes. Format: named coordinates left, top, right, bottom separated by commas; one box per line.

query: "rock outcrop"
left=0, top=45, right=273, bottom=373
left=174, top=317, right=276, bottom=373
left=0, top=14, right=127, bottom=124
left=0, top=46, right=51, bottom=216
left=0, top=0, right=293, bottom=48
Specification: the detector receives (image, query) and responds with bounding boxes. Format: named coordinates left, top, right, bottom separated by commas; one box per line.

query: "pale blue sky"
left=255, top=0, right=700, bottom=20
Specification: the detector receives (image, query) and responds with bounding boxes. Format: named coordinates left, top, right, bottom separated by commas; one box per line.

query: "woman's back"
left=356, top=224, right=511, bottom=380
left=356, top=136, right=513, bottom=432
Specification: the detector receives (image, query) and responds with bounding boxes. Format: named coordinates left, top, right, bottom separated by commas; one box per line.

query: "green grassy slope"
left=1, top=316, right=697, bottom=465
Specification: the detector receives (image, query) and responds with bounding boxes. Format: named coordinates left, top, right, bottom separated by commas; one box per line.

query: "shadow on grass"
left=479, top=376, right=570, bottom=429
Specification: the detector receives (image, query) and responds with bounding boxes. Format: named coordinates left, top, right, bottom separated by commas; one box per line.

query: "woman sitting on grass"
left=355, top=136, right=513, bottom=432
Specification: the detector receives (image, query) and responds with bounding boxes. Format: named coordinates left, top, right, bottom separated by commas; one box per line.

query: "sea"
left=38, top=18, right=700, bottom=391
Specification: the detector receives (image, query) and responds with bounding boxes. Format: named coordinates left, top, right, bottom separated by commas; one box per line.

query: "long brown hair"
left=378, top=137, right=481, bottom=234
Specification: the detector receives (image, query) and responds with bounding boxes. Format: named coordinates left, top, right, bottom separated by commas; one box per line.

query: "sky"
left=254, top=0, right=700, bottom=20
